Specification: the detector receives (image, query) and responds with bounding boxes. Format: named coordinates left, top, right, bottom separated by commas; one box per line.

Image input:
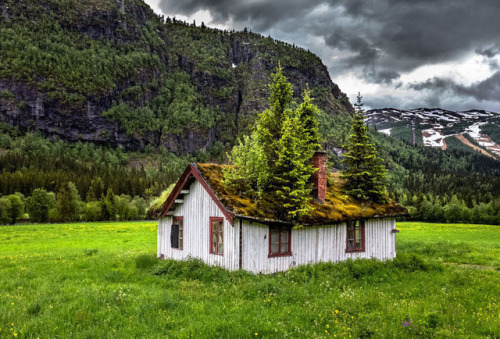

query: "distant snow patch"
left=422, top=129, right=444, bottom=147
left=379, top=128, right=392, bottom=136
left=465, top=122, right=486, bottom=139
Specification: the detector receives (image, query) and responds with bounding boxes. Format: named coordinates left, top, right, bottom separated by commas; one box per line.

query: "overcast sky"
left=145, top=0, right=500, bottom=111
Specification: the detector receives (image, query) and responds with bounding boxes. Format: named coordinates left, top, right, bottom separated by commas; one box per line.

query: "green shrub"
left=392, top=253, right=430, bottom=272
left=83, top=249, right=98, bottom=257
left=0, top=133, right=12, bottom=148
left=0, top=197, right=11, bottom=224
left=135, top=254, right=158, bottom=269
left=26, top=188, right=56, bottom=223
left=83, top=201, right=102, bottom=221
left=0, top=89, right=15, bottom=100
left=154, top=257, right=232, bottom=282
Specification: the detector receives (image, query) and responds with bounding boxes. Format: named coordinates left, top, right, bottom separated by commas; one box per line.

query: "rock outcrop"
left=0, top=0, right=352, bottom=153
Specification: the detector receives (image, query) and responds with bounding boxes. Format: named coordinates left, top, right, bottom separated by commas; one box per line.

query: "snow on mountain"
left=365, top=108, right=500, bottom=158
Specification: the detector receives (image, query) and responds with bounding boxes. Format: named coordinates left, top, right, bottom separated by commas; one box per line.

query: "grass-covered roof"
left=182, top=163, right=407, bottom=226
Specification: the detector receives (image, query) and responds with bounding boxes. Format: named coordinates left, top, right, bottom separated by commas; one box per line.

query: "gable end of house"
left=161, top=163, right=234, bottom=225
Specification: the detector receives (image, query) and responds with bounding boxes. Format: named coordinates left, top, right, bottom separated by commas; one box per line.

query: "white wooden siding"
left=157, top=179, right=397, bottom=274
left=157, top=180, right=239, bottom=270
left=241, top=218, right=397, bottom=274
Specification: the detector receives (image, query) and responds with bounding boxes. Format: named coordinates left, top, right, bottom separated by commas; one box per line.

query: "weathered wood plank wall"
left=158, top=180, right=397, bottom=274
left=157, top=181, right=238, bottom=270
left=241, top=218, right=396, bottom=274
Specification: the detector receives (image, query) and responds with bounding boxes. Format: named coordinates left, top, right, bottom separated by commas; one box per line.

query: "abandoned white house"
left=157, top=152, right=407, bottom=274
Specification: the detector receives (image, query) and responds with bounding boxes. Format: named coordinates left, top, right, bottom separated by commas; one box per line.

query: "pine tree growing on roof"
left=272, top=108, right=315, bottom=218
left=341, top=93, right=387, bottom=203
left=225, top=64, right=323, bottom=218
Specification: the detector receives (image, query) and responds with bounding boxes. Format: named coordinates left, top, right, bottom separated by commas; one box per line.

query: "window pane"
left=212, top=234, right=217, bottom=252
left=348, top=230, right=354, bottom=241
left=270, top=230, right=277, bottom=252
left=212, top=222, right=217, bottom=232
left=271, top=229, right=279, bottom=241
left=218, top=222, right=223, bottom=233
left=270, top=229, right=279, bottom=253
left=218, top=242, right=223, bottom=253
left=280, top=240, right=289, bottom=253
left=355, top=228, right=360, bottom=241
left=179, top=239, right=183, bottom=248
left=348, top=239, right=354, bottom=250
left=271, top=241, right=279, bottom=253
left=280, top=230, right=288, bottom=242
left=171, top=224, right=179, bottom=248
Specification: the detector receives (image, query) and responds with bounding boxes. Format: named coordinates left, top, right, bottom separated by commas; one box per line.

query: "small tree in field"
left=57, top=182, right=82, bottom=222
left=26, top=188, right=56, bottom=223
left=341, top=93, right=387, bottom=202
left=6, top=194, right=24, bottom=225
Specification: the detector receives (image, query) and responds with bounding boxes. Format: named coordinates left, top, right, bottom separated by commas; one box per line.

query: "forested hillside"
left=0, top=0, right=351, bottom=153
left=369, top=131, right=500, bottom=224
left=0, top=0, right=498, bottom=224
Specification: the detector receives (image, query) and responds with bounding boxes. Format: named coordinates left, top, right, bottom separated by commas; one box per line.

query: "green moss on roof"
left=147, top=183, right=175, bottom=219
left=196, top=163, right=407, bottom=226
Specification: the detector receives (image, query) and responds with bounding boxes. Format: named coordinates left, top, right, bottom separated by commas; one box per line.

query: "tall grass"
left=0, top=221, right=499, bottom=337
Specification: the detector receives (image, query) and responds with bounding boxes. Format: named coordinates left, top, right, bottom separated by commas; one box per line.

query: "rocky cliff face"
left=0, top=0, right=352, bottom=153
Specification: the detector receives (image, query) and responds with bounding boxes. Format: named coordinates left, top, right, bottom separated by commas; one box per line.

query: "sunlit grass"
left=398, top=222, right=500, bottom=268
left=0, top=221, right=498, bottom=337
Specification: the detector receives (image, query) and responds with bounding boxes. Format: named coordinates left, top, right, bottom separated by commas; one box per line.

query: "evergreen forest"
left=1, top=106, right=499, bottom=225
left=0, top=0, right=498, bottom=224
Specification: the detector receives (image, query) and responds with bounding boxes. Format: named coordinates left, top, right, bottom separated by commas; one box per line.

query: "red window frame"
left=346, top=220, right=365, bottom=252
left=209, top=217, right=224, bottom=255
left=268, top=225, right=292, bottom=257
left=172, top=216, right=184, bottom=250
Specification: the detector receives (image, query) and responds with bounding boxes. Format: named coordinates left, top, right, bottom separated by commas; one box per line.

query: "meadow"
left=0, top=221, right=498, bottom=338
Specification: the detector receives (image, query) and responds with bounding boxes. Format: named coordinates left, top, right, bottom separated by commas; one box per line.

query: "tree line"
left=0, top=182, right=148, bottom=224
left=400, top=194, right=500, bottom=225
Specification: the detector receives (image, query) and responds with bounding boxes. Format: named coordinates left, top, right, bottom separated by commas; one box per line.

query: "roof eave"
left=234, top=211, right=408, bottom=228
left=160, top=163, right=235, bottom=225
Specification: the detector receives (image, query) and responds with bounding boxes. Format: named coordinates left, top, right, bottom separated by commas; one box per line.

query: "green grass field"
left=0, top=221, right=499, bottom=337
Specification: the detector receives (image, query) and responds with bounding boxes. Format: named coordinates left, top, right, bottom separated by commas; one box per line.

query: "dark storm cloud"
left=476, top=45, right=500, bottom=58
left=159, top=0, right=500, bottom=72
left=158, top=0, right=324, bottom=31
left=325, top=30, right=381, bottom=67
left=409, top=71, right=500, bottom=103
left=488, top=60, right=499, bottom=70
left=408, top=77, right=457, bottom=92
left=155, top=0, right=500, bottom=109
left=365, top=70, right=401, bottom=84
left=456, top=71, right=500, bottom=102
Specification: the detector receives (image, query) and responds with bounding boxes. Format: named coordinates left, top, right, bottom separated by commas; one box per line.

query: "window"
left=210, top=217, right=224, bottom=255
left=170, top=216, right=184, bottom=250
left=269, top=226, right=291, bottom=257
left=346, top=220, right=365, bottom=252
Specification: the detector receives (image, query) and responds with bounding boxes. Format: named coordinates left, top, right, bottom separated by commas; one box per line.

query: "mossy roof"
left=160, top=163, right=407, bottom=227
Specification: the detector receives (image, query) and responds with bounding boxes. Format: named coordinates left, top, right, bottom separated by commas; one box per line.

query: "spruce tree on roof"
left=296, top=88, right=321, bottom=154
left=225, top=64, right=322, bottom=219
left=341, top=93, right=388, bottom=203
left=273, top=108, right=315, bottom=218
left=257, top=62, right=294, bottom=169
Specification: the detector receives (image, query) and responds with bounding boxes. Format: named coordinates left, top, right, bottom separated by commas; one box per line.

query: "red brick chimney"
left=311, top=151, right=327, bottom=203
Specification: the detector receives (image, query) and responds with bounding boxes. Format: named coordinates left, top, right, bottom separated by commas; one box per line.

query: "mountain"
left=366, top=108, right=500, bottom=159
left=0, top=0, right=499, bottom=225
left=0, top=0, right=351, bottom=153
